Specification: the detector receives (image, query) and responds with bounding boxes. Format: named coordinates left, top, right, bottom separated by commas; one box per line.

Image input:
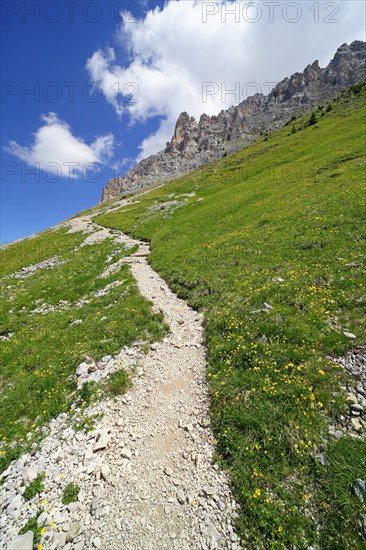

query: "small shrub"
left=24, top=473, right=45, bottom=501
left=62, top=482, right=80, bottom=505
left=291, top=125, right=296, bottom=135
left=350, top=81, right=364, bottom=95
left=79, top=381, right=99, bottom=405
left=308, top=112, right=318, bottom=126
left=139, top=341, right=150, bottom=354
left=286, top=115, right=297, bottom=126
left=106, top=369, right=130, bottom=396
left=72, top=412, right=103, bottom=433
left=326, top=104, right=333, bottom=113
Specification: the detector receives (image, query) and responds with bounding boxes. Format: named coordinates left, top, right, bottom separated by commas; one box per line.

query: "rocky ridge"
left=102, top=41, right=366, bottom=201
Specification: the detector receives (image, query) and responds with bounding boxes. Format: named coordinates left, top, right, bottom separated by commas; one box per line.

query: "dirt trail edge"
left=81, top=216, right=242, bottom=549
left=1, top=213, right=241, bottom=550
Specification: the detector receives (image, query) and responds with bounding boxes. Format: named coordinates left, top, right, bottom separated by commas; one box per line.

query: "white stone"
left=76, top=362, right=89, bottom=376
left=37, top=511, right=48, bottom=527
left=121, top=448, right=132, bottom=460
left=93, top=537, right=102, bottom=548
left=346, top=393, right=359, bottom=405
left=83, top=446, right=94, bottom=466
left=0, top=466, right=13, bottom=479
left=23, top=466, right=38, bottom=484
left=176, top=490, right=185, bottom=504
left=93, top=430, right=111, bottom=452
left=7, top=493, right=22, bottom=513
left=101, top=464, right=111, bottom=480
left=351, top=418, right=364, bottom=432
left=8, top=531, right=33, bottom=550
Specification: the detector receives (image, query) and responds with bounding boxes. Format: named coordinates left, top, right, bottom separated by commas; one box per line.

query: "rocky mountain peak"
left=102, top=41, right=366, bottom=202
left=169, top=112, right=198, bottom=153
left=303, top=60, right=322, bottom=82
left=174, top=112, right=197, bottom=137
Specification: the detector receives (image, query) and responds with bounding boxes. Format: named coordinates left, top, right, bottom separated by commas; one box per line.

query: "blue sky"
left=1, top=0, right=364, bottom=243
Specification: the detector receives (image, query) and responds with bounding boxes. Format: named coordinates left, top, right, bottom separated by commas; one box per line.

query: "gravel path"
left=1, top=213, right=241, bottom=550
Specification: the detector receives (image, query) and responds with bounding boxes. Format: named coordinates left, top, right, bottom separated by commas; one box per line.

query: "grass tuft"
left=62, top=482, right=80, bottom=505
left=19, top=508, right=43, bottom=543
left=24, top=473, right=45, bottom=501
left=105, top=369, right=131, bottom=396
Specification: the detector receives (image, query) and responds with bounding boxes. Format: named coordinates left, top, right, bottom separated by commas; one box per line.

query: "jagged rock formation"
left=102, top=41, right=366, bottom=201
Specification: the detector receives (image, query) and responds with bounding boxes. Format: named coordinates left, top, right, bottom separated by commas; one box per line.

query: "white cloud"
left=86, top=0, right=365, bottom=161
left=136, top=118, right=175, bottom=160
left=7, top=113, right=114, bottom=179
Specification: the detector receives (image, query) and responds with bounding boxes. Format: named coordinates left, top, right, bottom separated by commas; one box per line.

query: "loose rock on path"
left=1, top=211, right=241, bottom=550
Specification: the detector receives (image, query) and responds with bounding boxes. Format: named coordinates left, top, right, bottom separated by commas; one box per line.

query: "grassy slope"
left=0, top=228, right=168, bottom=473
left=95, top=85, right=366, bottom=548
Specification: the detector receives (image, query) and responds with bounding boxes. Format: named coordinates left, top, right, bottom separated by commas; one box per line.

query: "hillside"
left=1, top=83, right=365, bottom=549
left=96, top=83, right=366, bottom=548
left=102, top=41, right=365, bottom=201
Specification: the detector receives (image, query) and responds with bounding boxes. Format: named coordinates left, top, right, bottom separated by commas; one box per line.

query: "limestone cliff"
left=102, top=41, right=366, bottom=201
